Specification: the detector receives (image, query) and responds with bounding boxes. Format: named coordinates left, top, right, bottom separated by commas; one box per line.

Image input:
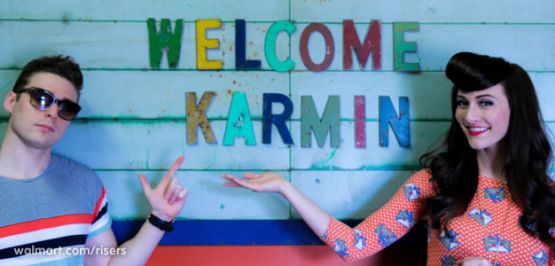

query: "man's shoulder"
left=51, top=154, right=94, bottom=172
left=50, top=154, right=103, bottom=187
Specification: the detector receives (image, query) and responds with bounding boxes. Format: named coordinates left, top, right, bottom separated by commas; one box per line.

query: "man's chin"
left=24, top=138, right=57, bottom=150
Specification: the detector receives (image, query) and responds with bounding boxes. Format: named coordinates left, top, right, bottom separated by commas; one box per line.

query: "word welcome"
left=186, top=92, right=410, bottom=148
left=148, top=19, right=420, bottom=72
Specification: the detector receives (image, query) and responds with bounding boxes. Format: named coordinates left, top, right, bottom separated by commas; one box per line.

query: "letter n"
left=379, top=96, right=410, bottom=148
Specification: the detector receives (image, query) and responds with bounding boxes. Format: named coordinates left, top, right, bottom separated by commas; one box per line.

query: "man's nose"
left=43, top=103, right=59, bottom=119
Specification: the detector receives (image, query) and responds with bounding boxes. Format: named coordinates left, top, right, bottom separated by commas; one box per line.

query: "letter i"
left=355, top=95, right=366, bottom=148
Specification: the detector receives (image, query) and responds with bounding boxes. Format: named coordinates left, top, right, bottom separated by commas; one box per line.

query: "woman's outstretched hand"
left=222, top=172, right=288, bottom=195
left=222, top=171, right=331, bottom=236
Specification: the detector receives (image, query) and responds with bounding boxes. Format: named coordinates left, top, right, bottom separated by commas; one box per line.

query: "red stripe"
left=0, top=214, right=92, bottom=238
left=148, top=246, right=379, bottom=266
left=92, top=186, right=106, bottom=222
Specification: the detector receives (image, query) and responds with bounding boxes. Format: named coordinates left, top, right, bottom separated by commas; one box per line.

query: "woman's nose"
left=463, top=104, right=481, bottom=123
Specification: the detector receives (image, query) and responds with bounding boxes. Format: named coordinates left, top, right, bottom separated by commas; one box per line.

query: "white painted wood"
left=1, top=22, right=554, bottom=71
left=0, top=0, right=289, bottom=21
left=99, top=170, right=291, bottom=219
left=291, top=170, right=413, bottom=219
left=2, top=1, right=552, bottom=23
left=2, top=71, right=553, bottom=120
left=52, top=121, right=291, bottom=170
left=0, top=0, right=553, bottom=221
left=290, top=121, right=450, bottom=170
left=291, top=0, right=555, bottom=23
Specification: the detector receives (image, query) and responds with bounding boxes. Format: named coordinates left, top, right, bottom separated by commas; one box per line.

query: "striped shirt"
left=0, top=154, right=111, bottom=265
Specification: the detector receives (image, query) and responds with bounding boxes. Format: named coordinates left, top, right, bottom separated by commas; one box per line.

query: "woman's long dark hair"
left=421, top=52, right=555, bottom=250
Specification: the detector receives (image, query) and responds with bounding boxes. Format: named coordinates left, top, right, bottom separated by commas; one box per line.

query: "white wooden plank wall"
left=0, top=0, right=553, bottom=220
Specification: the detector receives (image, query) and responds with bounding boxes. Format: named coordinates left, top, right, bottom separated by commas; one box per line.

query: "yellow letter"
left=196, top=19, right=223, bottom=70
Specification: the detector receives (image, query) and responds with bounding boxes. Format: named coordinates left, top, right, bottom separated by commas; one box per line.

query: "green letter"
left=148, top=18, right=183, bottom=69
left=223, top=92, right=256, bottom=146
left=301, top=96, right=340, bottom=148
left=393, top=22, right=420, bottom=72
left=265, top=20, right=296, bottom=72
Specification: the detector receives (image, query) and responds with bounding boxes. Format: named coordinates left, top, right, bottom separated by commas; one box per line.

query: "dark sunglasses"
left=13, top=87, right=81, bottom=121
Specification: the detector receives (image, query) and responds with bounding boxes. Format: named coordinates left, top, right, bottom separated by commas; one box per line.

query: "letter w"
left=147, top=18, right=183, bottom=69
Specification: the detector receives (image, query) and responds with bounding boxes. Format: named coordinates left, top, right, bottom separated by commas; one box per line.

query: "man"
left=0, top=55, right=188, bottom=265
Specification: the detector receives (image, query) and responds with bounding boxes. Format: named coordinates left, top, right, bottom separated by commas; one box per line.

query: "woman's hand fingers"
left=243, top=172, right=261, bottom=179
left=222, top=174, right=254, bottom=189
left=222, top=172, right=286, bottom=193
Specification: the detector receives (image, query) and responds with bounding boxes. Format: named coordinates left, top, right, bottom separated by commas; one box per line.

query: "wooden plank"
left=530, top=73, right=555, bottom=120
left=101, top=169, right=414, bottom=220
left=0, top=22, right=554, bottom=71
left=288, top=23, right=555, bottom=71
left=82, top=71, right=289, bottom=119
left=292, top=122, right=555, bottom=169
left=291, top=0, right=555, bottom=23
left=1, top=71, right=553, bottom=120
left=52, top=121, right=291, bottom=170
left=0, top=121, right=550, bottom=171
left=54, top=120, right=442, bottom=170
left=290, top=121, right=450, bottom=170
left=2, top=0, right=552, bottom=24
left=0, top=21, right=273, bottom=70
left=290, top=71, right=452, bottom=120
left=291, top=171, right=413, bottom=219
left=414, top=24, right=555, bottom=72
left=0, top=70, right=290, bottom=118
left=99, top=171, right=291, bottom=220
left=0, top=0, right=288, bottom=21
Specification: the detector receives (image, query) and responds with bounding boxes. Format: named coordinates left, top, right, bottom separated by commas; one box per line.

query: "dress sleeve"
left=549, top=228, right=555, bottom=266
left=89, top=186, right=112, bottom=237
left=320, top=169, right=435, bottom=262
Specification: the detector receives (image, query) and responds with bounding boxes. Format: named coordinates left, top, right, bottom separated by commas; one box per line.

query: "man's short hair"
left=12, top=55, right=83, bottom=97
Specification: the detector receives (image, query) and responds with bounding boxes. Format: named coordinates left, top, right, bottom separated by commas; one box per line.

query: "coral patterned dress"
left=321, top=170, right=554, bottom=266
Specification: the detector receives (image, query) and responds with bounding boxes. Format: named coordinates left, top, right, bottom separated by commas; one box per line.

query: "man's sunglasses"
left=13, top=87, right=81, bottom=121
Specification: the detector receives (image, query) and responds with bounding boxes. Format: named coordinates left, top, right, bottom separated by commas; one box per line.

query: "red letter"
left=300, top=23, right=335, bottom=72
left=343, top=20, right=381, bottom=70
left=355, top=95, right=366, bottom=148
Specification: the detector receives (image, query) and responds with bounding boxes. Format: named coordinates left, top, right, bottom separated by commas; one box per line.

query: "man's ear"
left=4, top=91, right=17, bottom=113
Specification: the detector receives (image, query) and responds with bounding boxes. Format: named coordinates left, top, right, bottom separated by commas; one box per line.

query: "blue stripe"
left=112, top=220, right=428, bottom=247
left=112, top=220, right=322, bottom=245
left=112, top=220, right=361, bottom=245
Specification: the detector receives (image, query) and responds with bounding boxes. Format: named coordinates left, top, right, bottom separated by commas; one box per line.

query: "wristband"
left=148, top=213, right=174, bottom=232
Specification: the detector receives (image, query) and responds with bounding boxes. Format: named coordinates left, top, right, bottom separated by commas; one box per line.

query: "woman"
left=223, top=52, right=555, bottom=265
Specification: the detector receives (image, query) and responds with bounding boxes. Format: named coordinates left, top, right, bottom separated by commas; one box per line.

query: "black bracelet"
left=148, top=213, right=174, bottom=232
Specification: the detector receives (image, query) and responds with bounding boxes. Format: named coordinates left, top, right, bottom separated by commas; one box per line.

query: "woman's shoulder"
left=400, top=169, right=435, bottom=199
left=404, top=169, right=434, bottom=188
left=410, top=169, right=433, bottom=181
